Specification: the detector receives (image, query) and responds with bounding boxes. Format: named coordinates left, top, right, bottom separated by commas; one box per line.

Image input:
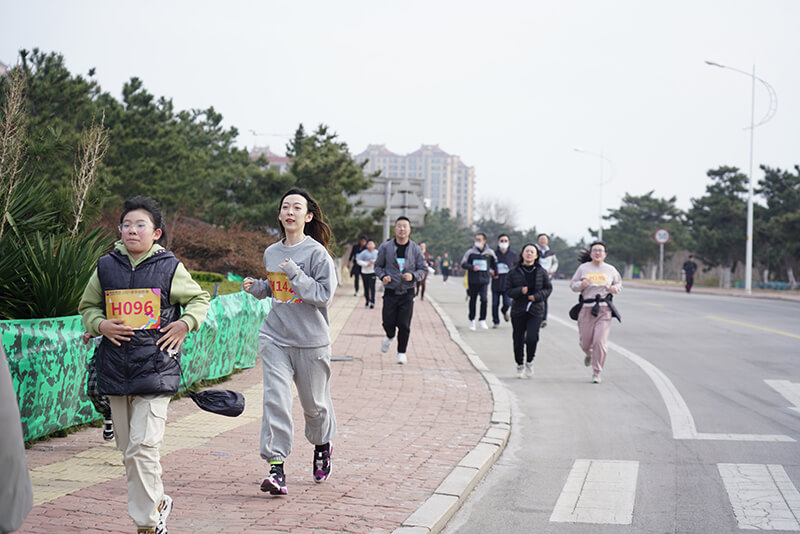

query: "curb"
left=622, top=280, right=800, bottom=303
left=391, top=295, right=511, bottom=534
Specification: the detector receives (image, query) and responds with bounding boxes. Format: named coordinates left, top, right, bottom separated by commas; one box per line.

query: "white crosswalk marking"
left=765, top=380, right=800, bottom=415
left=718, top=463, right=800, bottom=530
left=549, top=459, right=639, bottom=524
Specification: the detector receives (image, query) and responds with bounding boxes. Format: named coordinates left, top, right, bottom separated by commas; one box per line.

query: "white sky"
left=3, top=1, right=798, bottom=243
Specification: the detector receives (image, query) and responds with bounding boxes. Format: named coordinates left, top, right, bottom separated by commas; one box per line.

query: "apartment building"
left=354, top=144, right=475, bottom=226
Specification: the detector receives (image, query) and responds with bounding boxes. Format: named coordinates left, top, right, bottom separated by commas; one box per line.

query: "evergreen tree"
left=687, top=166, right=748, bottom=288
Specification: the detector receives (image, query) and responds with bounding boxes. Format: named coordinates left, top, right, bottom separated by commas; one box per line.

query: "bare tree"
left=0, top=68, right=27, bottom=241
left=70, top=111, right=108, bottom=237
left=475, top=196, right=518, bottom=227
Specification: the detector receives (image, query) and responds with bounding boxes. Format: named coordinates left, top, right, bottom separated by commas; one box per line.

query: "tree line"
left=0, top=49, right=380, bottom=319
left=594, top=165, right=800, bottom=289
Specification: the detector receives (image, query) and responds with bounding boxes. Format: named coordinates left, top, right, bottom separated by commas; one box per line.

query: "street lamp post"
left=574, top=148, right=613, bottom=240
left=705, top=60, right=777, bottom=294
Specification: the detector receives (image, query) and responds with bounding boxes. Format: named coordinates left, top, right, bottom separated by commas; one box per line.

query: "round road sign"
left=654, top=228, right=670, bottom=244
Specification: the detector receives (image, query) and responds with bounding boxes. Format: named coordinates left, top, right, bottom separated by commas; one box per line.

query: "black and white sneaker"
left=154, top=494, right=172, bottom=534
left=313, top=444, right=332, bottom=483
left=103, top=419, right=114, bottom=441
left=261, top=463, right=288, bottom=495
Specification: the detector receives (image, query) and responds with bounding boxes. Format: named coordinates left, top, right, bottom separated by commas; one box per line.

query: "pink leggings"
left=577, top=306, right=612, bottom=374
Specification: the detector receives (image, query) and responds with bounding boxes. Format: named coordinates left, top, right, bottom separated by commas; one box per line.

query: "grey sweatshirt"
left=246, top=236, right=336, bottom=348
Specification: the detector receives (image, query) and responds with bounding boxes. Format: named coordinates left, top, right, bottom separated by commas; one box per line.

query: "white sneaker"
left=479, top=320, right=489, bottom=330
left=592, top=373, right=601, bottom=384
left=397, top=353, right=407, bottom=364
left=155, top=494, right=172, bottom=534
left=524, top=363, right=534, bottom=377
left=516, top=365, right=525, bottom=379
left=381, top=336, right=392, bottom=353
left=469, top=320, right=476, bottom=331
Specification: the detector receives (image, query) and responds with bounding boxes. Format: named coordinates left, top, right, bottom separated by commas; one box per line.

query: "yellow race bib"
left=105, top=289, right=161, bottom=329
left=585, top=272, right=609, bottom=286
left=267, top=271, right=303, bottom=303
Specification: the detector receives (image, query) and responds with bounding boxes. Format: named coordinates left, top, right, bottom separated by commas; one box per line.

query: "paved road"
left=427, top=278, right=800, bottom=533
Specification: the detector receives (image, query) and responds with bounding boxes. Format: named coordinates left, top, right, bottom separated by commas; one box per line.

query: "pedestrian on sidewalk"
left=242, top=188, right=338, bottom=496
left=506, top=244, right=552, bottom=378
left=79, top=196, right=211, bottom=534
left=461, top=232, right=497, bottom=331
left=491, top=234, right=516, bottom=328
left=536, top=233, right=559, bottom=328
left=415, top=242, right=434, bottom=301
left=683, top=254, right=698, bottom=293
left=440, top=252, right=452, bottom=284
left=356, top=239, right=378, bottom=308
left=348, top=235, right=367, bottom=297
left=569, top=241, right=622, bottom=384
left=375, top=216, right=429, bottom=365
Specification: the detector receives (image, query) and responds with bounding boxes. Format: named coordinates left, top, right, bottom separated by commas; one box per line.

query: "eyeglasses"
left=119, top=223, right=154, bottom=232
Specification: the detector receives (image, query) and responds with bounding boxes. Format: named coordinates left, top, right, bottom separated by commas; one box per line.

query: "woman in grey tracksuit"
left=243, top=188, right=337, bottom=496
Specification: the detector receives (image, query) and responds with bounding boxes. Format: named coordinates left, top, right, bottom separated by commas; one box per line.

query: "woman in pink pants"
left=569, top=241, right=622, bottom=383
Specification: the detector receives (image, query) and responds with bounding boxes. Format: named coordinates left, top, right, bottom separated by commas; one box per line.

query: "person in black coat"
left=505, top=243, right=552, bottom=378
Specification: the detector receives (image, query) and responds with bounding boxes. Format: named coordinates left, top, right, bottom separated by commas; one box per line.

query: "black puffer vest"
left=96, top=248, right=182, bottom=396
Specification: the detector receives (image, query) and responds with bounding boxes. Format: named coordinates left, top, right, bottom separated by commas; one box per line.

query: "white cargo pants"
left=109, top=394, right=170, bottom=529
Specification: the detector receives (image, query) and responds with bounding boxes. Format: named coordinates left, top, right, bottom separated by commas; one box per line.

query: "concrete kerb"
left=391, top=294, right=511, bottom=534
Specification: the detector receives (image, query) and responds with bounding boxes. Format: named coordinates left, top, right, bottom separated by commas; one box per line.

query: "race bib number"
left=267, top=271, right=302, bottom=303
left=105, top=289, right=161, bottom=329
left=586, top=272, right=609, bottom=286
left=473, top=258, right=488, bottom=271
left=397, top=258, right=406, bottom=272
left=496, top=262, right=509, bottom=274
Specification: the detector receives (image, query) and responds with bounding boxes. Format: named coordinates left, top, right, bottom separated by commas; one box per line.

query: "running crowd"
left=454, top=231, right=621, bottom=382
left=1, top=189, right=625, bottom=534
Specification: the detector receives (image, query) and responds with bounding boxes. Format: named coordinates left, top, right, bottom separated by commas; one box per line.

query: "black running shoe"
left=260, top=464, right=287, bottom=495
left=313, top=444, right=332, bottom=483
left=103, top=419, right=114, bottom=441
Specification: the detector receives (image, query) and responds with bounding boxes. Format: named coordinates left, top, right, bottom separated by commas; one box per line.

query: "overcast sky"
left=3, top=1, right=798, bottom=243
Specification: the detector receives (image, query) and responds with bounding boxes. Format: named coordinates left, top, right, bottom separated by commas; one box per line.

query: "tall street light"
left=705, top=60, right=777, bottom=294
left=574, top=148, right=613, bottom=240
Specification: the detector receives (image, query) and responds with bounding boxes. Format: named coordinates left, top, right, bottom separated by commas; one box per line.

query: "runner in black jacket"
left=505, top=243, right=552, bottom=378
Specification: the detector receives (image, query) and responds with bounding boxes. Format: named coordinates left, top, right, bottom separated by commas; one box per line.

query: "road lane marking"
left=765, top=380, right=800, bottom=416
left=642, top=301, right=665, bottom=308
left=549, top=459, right=638, bottom=524
left=718, top=463, right=800, bottom=530
left=549, top=315, right=795, bottom=442
left=706, top=315, right=800, bottom=340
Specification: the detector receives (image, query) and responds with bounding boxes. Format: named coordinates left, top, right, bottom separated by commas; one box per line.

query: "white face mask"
left=474, top=241, right=483, bottom=249
left=498, top=242, right=509, bottom=251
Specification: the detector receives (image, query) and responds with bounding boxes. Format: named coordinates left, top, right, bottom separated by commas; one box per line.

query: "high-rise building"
left=354, top=144, right=475, bottom=226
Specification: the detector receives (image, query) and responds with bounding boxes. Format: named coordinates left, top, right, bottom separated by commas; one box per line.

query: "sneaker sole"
left=260, top=478, right=288, bottom=495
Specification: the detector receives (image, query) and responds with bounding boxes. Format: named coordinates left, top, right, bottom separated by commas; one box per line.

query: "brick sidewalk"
left=17, top=289, right=492, bottom=533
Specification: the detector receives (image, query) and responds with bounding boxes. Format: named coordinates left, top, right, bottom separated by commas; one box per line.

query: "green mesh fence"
left=1, top=291, right=269, bottom=442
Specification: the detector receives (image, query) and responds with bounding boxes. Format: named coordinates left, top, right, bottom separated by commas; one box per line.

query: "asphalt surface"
left=429, top=277, right=800, bottom=534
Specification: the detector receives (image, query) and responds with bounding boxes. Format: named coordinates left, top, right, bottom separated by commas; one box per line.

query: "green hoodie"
left=79, top=241, right=210, bottom=336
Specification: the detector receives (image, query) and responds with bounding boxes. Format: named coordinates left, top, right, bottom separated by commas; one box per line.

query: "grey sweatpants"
left=259, top=335, right=337, bottom=463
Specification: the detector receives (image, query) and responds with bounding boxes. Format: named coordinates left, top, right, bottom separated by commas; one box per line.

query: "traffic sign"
left=654, top=228, right=670, bottom=244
